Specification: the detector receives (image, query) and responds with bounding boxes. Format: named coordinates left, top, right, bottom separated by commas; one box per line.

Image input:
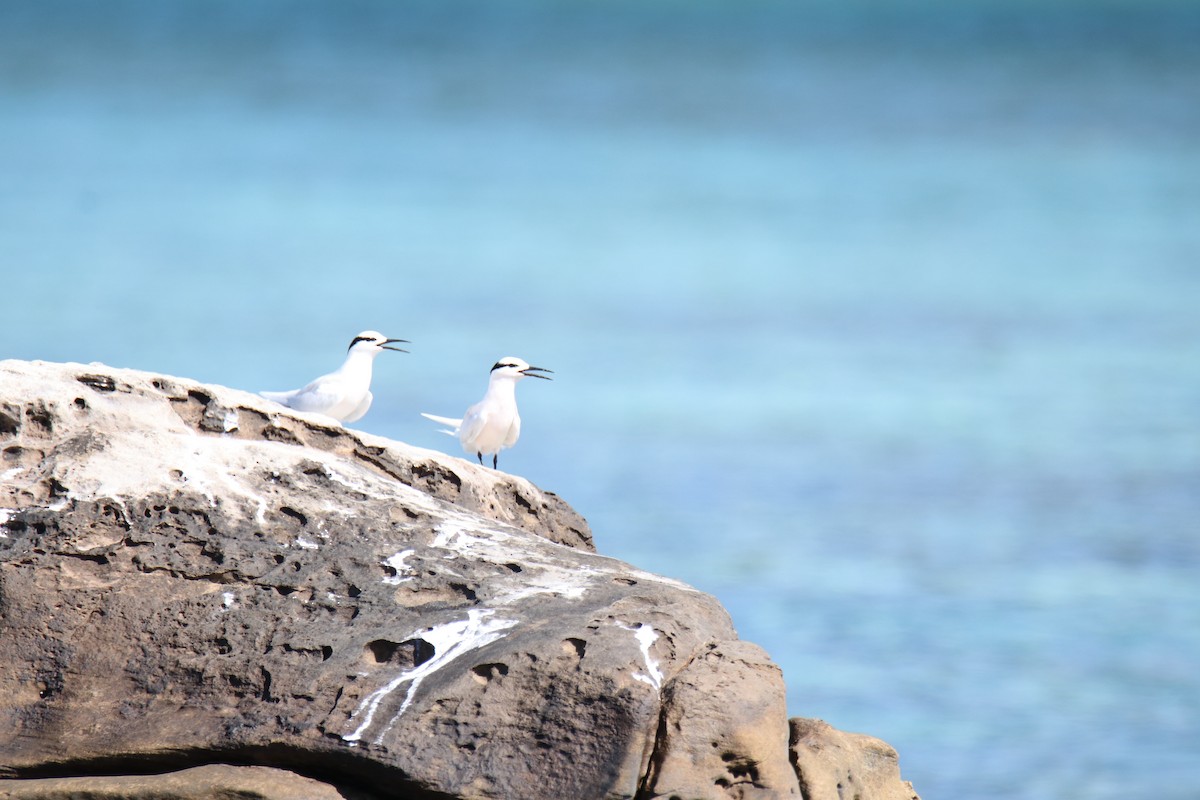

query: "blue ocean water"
left=3, top=2, right=1199, bottom=797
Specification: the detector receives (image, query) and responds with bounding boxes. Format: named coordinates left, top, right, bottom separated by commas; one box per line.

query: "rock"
left=0, top=360, right=919, bottom=800
left=790, top=718, right=921, bottom=800
left=0, top=362, right=591, bottom=551
left=0, top=764, right=364, bottom=800
left=640, top=641, right=800, bottom=798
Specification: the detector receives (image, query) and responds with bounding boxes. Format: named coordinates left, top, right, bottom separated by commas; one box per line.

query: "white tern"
left=422, top=357, right=552, bottom=469
left=261, top=330, right=407, bottom=423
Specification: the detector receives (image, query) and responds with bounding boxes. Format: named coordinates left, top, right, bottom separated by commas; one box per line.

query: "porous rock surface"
left=0, top=359, right=919, bottom=800
left=790, top=719, right=920, bottom=800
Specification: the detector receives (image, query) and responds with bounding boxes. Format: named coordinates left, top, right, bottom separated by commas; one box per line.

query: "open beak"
left=382, top=338, right=410, bottom=353
left=522, top=366, right=553, bottom=380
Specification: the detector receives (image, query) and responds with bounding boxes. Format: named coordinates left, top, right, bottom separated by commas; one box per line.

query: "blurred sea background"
left=3, top=1, right=1199, bottom=797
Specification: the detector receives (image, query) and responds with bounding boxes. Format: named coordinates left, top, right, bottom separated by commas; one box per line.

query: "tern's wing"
left=342, top=390, right=373, bottom=423
left=502, top=412, right=522, bottom=448
left=421, top=412, right=462, bottom=436
left=280, top=375, right=346, bottom=415
left=456, top=403, right=491, bottom=450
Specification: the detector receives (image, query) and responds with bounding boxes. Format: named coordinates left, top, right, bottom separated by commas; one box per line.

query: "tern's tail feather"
left=421, top=412, right=462, bottom=436
left=260, top=390, right=295, bottom=405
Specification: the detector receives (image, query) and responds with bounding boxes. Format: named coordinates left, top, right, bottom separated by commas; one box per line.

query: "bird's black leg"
left=492, top=454, right=498, bottom=469
left=477, top=452, right=483, bottom=465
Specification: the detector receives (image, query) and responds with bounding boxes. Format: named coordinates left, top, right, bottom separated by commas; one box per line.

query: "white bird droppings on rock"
left=343, top=608, right=519, bottom=745
left=619, top=622, right=664, bottom=691
left=381, top=549, right=415, bottom=585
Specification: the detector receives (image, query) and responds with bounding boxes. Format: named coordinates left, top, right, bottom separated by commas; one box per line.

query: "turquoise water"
left=3, top=2, right=1199, bottom=797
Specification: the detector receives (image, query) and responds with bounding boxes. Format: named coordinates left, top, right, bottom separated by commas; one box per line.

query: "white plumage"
left=422, top=357, right=552, bottom=469
left=261, top=330, right=407, bottom=423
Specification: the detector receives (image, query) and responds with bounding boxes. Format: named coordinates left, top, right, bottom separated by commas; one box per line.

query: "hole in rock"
left=562, top=638, right=587, bottom=658
left=263, top=426, right=301, bottom=445
left=720, top=753, right=759, bottom=784
left=365, top=638, right=435, bottom=667
left=470, top=662, right=509, bottom=683
left=366, top=639, right=399, bottom=664
left=410, top=462, right=463, bottom=490
left=0, top=412, right=19, bottom=435
left=188, top=389, right=212, bottom=406
left=280, top=506, right=307, bottom=526
left=406, top=638, right=436, bottom=667
left=77, top=374, right=116, bottom=393
left=25, top=407, right=54, bottom=432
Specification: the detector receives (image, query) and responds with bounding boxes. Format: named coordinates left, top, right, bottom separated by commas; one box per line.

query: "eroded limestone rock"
left=0, top=359, right=918, bottom=800
left=790, top=718, right=921, bottom=800
left=0, top=764, right=363, bottom=800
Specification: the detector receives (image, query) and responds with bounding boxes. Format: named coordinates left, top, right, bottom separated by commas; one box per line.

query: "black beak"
left=522, top=366, right=553, bottom=380
left=382, top=338, right=410, bottom=353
